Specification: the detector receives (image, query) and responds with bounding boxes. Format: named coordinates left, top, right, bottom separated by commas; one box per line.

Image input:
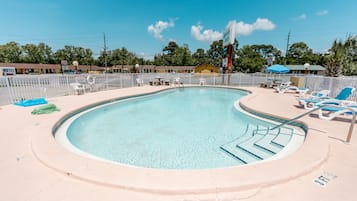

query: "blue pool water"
left=66, top=87, right=276, bottom=169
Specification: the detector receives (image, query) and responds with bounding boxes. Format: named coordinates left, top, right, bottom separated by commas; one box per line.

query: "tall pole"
left=103, top=33, right=108, bottom=70
left=285, top=31, right=291, bottom=64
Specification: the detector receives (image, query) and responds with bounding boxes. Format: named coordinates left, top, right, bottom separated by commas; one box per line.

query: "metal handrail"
left=271, top=104, right=356, bottom=143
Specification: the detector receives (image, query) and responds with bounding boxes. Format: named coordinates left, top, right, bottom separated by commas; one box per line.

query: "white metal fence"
left=0, top=73, right=356, bottom=106
left=305, top=76, right=357, bottom=100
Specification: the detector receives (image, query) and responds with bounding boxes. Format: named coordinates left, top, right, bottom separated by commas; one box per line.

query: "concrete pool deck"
left=0, top=86, right=356, bottom=200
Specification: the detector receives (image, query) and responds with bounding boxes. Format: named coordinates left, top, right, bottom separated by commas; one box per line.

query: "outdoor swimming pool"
left=55, top=87, right=299, bottom=169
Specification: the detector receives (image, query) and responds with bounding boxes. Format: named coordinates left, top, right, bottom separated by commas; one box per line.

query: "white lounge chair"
left=275, top=85, right=309, bottom=95
left=318, top=102, right=357, bottom=120
left=299, top=87, right=355, bottom=110
left=297, top=89, right=330, bottom=104
left=308, top=89, right=330, bottom=99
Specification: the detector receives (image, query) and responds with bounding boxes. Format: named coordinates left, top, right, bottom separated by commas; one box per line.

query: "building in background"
left=286, top=65, right=325, bottom=75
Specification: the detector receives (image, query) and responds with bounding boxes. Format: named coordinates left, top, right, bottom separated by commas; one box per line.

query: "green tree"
left=325, top=35, right=357, bottom=76
left=0, top=41, right=22, bottom=63
left=154, top=41, right=194, bottom=66
left=81, top=48, right=94, bottom=65
left=153, top=53, right=166, bottom=66
left=162, top=41, right=179, bottom=65
left=21, top=44, right=40, bottom=63
left=206, top=40, right=224, bottom=66
left=110, top=47, right=137, bottom=66
left=54, top=45, right=94, bottom=66
left=234, top=45, right=266, bottom=73
left=286, top=42, right=319, bottom=64
left=174, top=44, right=194, bottom=66
left=250, top=44, right=283, bottom=65
left=341, top=35, right=357, bottom=75
left=192, top=48, right=210, bottom=65
left=21, top=43, right=54, bottom=64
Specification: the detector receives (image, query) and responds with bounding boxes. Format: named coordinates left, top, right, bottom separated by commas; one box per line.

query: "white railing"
left=1, top=73, right=356, bottom=106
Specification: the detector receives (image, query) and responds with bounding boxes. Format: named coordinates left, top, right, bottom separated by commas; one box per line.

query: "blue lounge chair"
left=299, top=87, right=355, bottom=110
left=297, top=89, right=330, bottom=103
left=308, top=89, right=331, bottom=99
left=318, top=103, right=357, bottom=120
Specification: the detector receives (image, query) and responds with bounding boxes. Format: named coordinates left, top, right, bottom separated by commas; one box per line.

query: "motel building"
left=0, top=63, right=325, bottom=76
left=0, top=63, right=221, bottom=75
left=0, top=63, right=105, bottom=75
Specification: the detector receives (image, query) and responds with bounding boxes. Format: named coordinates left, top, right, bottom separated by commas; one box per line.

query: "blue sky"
left=0, top=0, right=356, bottom=60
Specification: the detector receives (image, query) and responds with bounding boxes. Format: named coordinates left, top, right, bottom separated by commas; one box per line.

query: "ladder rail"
left=271, top=104, right=356, bottom=143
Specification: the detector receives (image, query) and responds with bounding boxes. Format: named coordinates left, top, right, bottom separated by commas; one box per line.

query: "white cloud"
left=317, top=10, right=328, bottom=16
left=293, top=14, right=307, bottom=21
left=190, top=24, right=223, bottom=42
left=231, top=18, right=276, bottom=36
left=190, top=18, right=275, bottom=43
left=148, top=19, right=175, bottom=40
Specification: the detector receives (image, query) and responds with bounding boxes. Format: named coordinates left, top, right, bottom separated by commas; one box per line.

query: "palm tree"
left=325, top=35, right=357, bottom=76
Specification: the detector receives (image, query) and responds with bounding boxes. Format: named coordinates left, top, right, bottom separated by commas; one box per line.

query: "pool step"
left=222, top=124, right=258, bottom=145
left=220, top=142, right=259, bottom=164
left=271, top=133, right=293, bottom=147
left=220, top=124, right=260, bottom=163
left=220, top=125, right=295, bottom=164
left=254, top=133, right=282, bottom=154
left=237, top=134, right=274, bottom=160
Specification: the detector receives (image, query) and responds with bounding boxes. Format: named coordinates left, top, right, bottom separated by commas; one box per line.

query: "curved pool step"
left=220, top=125, right=295, bottom=164
left=236, top=134, right=274, bottom=160
left=254, top=133, right=283, bottom=154
left=221, top=124, right=259, bottom=146
left=271, top=133, right=293, bottom=147
left=220, top=143, right=260, bottom=164
left=220, top=124, right=261, bottom=163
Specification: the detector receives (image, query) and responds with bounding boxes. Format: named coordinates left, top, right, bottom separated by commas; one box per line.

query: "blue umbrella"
left=267, top=64, right=289, bottom=73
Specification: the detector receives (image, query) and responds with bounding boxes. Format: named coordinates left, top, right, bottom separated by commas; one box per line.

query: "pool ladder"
left=271, top=104, right=355, bottom=143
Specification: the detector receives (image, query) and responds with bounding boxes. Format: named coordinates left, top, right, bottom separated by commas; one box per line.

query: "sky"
left=0, top=0, right=356, bottom=60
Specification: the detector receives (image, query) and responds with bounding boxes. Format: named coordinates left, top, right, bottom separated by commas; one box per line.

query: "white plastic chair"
left=174, top=77, right=183, bottom=86
left=136, top=78, right=144, bottom=86
left=199, top=78, right=206, bottom=86
left=70, top=83, right=85, bottom=95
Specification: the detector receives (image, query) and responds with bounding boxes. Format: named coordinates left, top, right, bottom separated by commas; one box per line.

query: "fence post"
left=189, top=73, right=191, bottom=85
left=5, top=77, right=14, bottom=104
left=105, top=73, right=109, bottom=90
left=328, top=77, right=333, bottom=95
left=66, top=75, right=71, bottom=95
left=38, top=76, right=42, bottom=97
left=131, top=73, right=134, bottom=87
left=239, top=73, right=242, bottom=86
left=213, top=74, right=215, bottom=86
left=120, top=73, right=123, bottom=88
